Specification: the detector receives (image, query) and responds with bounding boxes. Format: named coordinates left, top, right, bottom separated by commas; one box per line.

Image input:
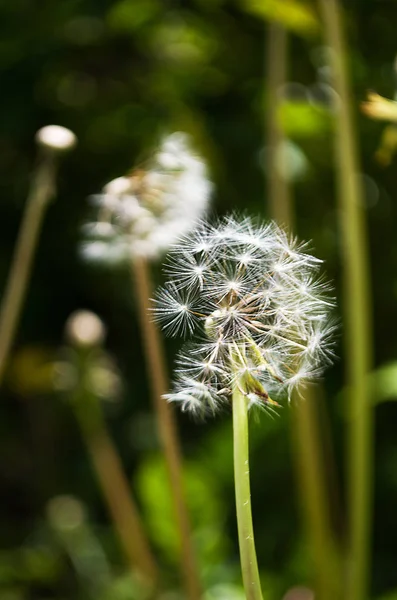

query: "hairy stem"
left=232, top=380, right=263, bottom=600
left=265, top=23, right=341, bottom=599
left=75, top=396, right=158, bottom=587
left=131, top=256, right=202, bottom=600
left=0, top=155, right=55, bottom=387
left=318, top=2, right=373, bottom=599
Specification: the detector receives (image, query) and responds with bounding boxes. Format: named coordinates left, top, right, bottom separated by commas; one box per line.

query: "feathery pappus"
left=153, top=216, right=336, bottom=418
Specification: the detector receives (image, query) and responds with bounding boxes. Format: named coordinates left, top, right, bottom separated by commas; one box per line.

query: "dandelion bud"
left=35, top=125, right=77, bottom=151
left=65, top=310, right=106, bottom=348
left=153, top=216, right=336, bottom=417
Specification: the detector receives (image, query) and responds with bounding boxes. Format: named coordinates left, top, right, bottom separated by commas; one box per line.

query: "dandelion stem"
left=74, top=395, right=159, bottom=586
left=232, top=377, right=263, bottom=600
left=265, top=23, right=341, bottom=599
left=291, top=399, right=341, bottom=600
left=265, top=22, right=292, bottom=227
left=0, top=155, right=55, bottom=387
left=318, top=2, right=373, bottom=599
left=131, top=256, right=202, bottom=600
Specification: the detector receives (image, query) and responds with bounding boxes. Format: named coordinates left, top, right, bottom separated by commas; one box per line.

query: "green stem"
left=131, top=257, right=202, bottom=600
left=0, top=154, right=55, bottom=387
left=265, top=23, right=341, bottom=599
left=232, top=382, right=263, bottom=600
left=265, top=22, right=292, bottom=227
left=318, top=2, right=373, bottom=599
left=74, top=384, right=159, bottom=587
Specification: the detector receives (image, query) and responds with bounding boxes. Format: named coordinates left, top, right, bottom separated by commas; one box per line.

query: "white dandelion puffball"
left=35, top=125, right=77, bottom=151
left=81, top=132, right=212, bottom=263
left=153, top=216, right=336, bottom=418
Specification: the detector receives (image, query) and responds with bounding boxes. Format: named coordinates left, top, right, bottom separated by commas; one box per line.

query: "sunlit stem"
left=265, top=22, right=341, bottom=599
left=0, top=154, right=56, bottom=387
left=266, top=22, right=292, bottom=227
left=73, top=377, right=158, bottom=588
left=318, top=2, right=373, bottom=599
left=231, top=365, right=263, bottom=600
left=131, top=256, right=202, bottom=600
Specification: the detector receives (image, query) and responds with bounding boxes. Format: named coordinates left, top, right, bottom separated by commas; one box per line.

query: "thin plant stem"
left=265, top=22, right=293, bottom=227
left=75, top=395, right=159, bottom=586
left=318, top=2, right=373, bottom=599
left=131, top=256, right=202, bottom=600
left=0, top=154, right=55, bottom=387
left=265, top=23, right=340, bottom=599
left=232, top=379, right=263, bottom=600
left=291, top=400, right=341, bottom=600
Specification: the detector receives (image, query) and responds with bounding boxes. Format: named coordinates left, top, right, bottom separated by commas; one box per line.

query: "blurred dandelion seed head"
left=81, top=132, right=212, bottom=263
left=35, top=125, right=77, bottom=151
left=153, top=216, right=335, bottom=418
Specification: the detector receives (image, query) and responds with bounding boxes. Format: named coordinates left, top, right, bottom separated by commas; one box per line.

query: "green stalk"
left=131, top=256, right=202, bottom=600
left=232, top=372, right=263, bottom=600
left=265, top=23, right=340, bottom=599
left=318, top=2, right=373, bottom=599
left=73, top=367, right=159, bottom=588
left=0, top=155, right=55, bottom=387
left=266, top=22, right=293, bottom=227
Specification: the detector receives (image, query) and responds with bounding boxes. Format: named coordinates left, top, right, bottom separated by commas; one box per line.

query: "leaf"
left=241, top=0, right=319, bottom=35
left=279, top=101, right=332, bottom=138
left=107, top=0, right=161, bottom=32
left=370, top=362, right=397, bottom=405
left=136, top=455, right=229, bottom=567
left=338, top=362, right=397, bottom=418
left=361, top=92, right=397, bottom=123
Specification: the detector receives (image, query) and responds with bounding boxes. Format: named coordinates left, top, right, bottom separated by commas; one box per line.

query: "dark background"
left=1, top=1, right=397, bottom=598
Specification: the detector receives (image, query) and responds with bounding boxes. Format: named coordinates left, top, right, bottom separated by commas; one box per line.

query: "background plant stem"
left=131, top=256, right=202, bottom=600
left=232, top=381, right=263, bottom=600
left=0, top=154, right=55, bottom=387
left=265, top=22, right=292, bottom=228
left=266, top=22, right=340, bottom=599
left=74, top=394, right=158, bottom=587
left=318, top=2, right=373, bottom=599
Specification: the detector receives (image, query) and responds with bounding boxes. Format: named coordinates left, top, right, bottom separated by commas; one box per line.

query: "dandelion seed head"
left=153, top=216, right=336, bottom=417
left=81, top=132, right=212, bottom=264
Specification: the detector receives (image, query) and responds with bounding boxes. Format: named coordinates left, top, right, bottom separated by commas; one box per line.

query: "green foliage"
left=241, top=0, right=319, bottom=35
left=136, top=454, right=229, bottom=571
left=279, top=101, right=332, bottom=138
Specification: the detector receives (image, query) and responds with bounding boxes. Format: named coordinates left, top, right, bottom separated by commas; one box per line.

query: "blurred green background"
left=1, top=0, right=397, bottom=598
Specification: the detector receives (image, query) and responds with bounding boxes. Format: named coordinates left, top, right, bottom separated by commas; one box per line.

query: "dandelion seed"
left=153, top=216, right=335, bottom=415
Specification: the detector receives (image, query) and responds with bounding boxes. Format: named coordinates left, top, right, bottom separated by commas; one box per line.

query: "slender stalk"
left=266, top=22, right=293, bottom=227
left=131, top=256, right=202, bottom=600
left=265, top=23, right=340, bottom=599
left=75, top=395, right=158, bottom=586
left=232, top=381, right=263, bottom=600
left=0, top=155, right=55, bottom=387
left=291, top=400, right=341, bottom=600
left=318, top=2, right=373, bottom=599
